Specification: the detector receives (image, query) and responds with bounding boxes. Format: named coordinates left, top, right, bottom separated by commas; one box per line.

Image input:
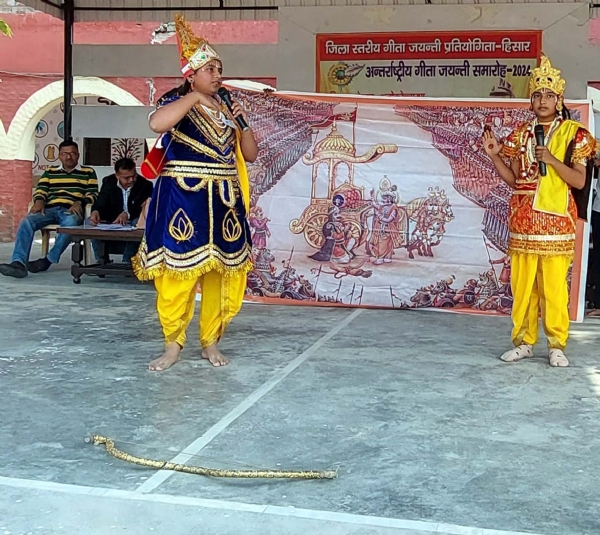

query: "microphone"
left=533, top=125, right=547, bottom=177
left=217, top=87, right=249, bottom=131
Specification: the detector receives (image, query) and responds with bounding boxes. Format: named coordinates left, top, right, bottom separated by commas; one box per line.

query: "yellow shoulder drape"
left=234, top=129, right=251, bottom=213
left=533, top=119, right=584, bottom=217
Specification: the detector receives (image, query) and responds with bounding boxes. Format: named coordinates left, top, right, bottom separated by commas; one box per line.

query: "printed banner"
left=230, top=88, right=592, bottom=320
left=316, top=30, right=542, bottom=98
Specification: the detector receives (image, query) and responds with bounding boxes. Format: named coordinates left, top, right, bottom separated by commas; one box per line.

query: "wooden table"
left=57, top=226, right=145, bottom=284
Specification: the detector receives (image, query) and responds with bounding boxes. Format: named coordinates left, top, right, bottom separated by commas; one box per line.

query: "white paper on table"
left=91, top=224, right=137, bottom=231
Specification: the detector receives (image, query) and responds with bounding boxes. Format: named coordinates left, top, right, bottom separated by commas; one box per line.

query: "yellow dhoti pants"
left=510, top=252, right=571, bottom=350
left=154, top=270, right=246, bottom=349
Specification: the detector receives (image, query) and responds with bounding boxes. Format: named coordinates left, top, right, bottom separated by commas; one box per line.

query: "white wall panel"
left=73, top=44, right=278, bottom=79
left=72, top=105, right=155, bottom=138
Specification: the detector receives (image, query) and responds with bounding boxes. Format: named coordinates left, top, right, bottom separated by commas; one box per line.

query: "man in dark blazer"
left=89, top=158, right=154, bottom=264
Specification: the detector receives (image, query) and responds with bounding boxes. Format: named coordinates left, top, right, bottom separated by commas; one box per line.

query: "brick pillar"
left=0, top=159, right=33, bottom=242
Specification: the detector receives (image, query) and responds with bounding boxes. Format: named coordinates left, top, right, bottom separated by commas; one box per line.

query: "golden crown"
left=529, top=55, right=566, bottom=97
left=175, top=14, right=220, bottom=74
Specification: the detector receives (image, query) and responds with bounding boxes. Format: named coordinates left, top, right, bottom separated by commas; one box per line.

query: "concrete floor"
left=1, top=239, right=600, bottom=535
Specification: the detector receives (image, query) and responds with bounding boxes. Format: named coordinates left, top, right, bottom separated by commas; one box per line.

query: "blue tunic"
left=134, top=94, right=252, bottom=280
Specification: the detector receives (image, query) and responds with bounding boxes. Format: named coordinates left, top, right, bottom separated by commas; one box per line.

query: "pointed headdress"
left=175, top=14, right=220, bottom=78
left=529, top=54, right=566, bottom=97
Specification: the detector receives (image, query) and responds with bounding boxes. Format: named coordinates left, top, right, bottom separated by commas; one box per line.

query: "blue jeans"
left=89, top=218, right=139, bottom=264
left=11, top=206, right=82, bottom=266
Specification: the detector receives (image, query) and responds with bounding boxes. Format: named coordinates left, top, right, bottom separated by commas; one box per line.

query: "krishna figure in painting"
left=483, top=55, right=598, bottom=367
left=133, top=15, right=258, bottom=371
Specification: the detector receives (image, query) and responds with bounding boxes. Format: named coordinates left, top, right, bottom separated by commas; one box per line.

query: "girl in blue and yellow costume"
left=133, top=15, right=258, bottom=371
left=483, top=55, right=598, bottom=368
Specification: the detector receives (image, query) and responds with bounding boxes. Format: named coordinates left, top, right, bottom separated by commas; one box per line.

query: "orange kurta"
left=501, top=119, right=597, bottom=257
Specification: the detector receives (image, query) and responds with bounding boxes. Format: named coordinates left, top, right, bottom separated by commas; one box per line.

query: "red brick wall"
left=0, top=160, right=33, bottom=242
left=0, top=75, right=61, bottom=126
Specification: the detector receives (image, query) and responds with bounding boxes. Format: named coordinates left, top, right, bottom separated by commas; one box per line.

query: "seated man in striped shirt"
left=0, top=140, right=98, bottom=278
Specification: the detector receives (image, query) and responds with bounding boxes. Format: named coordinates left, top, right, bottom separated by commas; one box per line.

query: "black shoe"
left=0, top=261, right=28, bottom=278
left=27, top=257, right=51, bottom=273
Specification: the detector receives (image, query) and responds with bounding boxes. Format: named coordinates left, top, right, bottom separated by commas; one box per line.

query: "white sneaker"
left=548, top=348, right=569, bottom=367
left=500, top=344, right=534, bottom=362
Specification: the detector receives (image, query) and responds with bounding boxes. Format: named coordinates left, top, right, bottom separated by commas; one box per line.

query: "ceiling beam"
left=74, top=5, right=276, bottom=11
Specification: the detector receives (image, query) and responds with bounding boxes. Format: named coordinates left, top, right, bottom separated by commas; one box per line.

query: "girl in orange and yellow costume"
left=133, top=16, right=258, bottom=371
left=483, top=55, right=598, bottom=367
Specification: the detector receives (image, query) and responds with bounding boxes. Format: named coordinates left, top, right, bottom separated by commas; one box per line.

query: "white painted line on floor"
left=0, top=281, right=153, bottom=295
left=135, top=308, right=365, bottom=494
left=0, top=475, right=548, bottom=535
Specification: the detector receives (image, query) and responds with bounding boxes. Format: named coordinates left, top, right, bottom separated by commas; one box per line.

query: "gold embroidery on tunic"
left=168, top=208, right=194, bottom=243
left=165, top=160, right=236, bottom=169
left=219, top=180, right=237, bottom=208
left=188, top=105, right=236, bottom=149
left=171, top=130, right=235, bottom=164
left=223, top=209, right=242, bottom=242
left=133, top=237, right=253, bottom=282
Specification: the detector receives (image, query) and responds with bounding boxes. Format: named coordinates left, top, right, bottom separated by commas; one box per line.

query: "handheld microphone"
left=533, top=124, right=547, bottom=177
left=217, top=87, right=249, bottom=131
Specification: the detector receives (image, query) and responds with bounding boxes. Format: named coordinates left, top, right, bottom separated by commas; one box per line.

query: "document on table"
left=89, top=224, right=138, bottom=231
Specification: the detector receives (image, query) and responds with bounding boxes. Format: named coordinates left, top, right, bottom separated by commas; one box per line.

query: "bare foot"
left=587, top=309, right=600, bottom=317
left=148, top=342, right=181, bottom=372
left=548, top=348, right=569, bottom=367
left=202, top=344, right=229, bottom=367
left=500, top=344, right=534, bottom=362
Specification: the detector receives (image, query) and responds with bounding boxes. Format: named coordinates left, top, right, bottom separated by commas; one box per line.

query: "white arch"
left=0, top=77, right=144, bottom=161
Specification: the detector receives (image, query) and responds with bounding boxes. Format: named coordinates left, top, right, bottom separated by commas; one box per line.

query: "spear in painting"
left=312, top=263, right=323, bottom=301
left=358, top=286, right=364, bottom=306
left=481, top=233, right=500, bottom=286
left=390, top=289, right=403, bottom=308
left=348, top=282, right=356, bottom=305
left=344, top=283, right=356, bottom=305
left=333, top=279, right=343, bottom=303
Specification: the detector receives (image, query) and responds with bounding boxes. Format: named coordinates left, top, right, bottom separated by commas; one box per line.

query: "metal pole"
left=63, top=0, right=74, bottom=142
